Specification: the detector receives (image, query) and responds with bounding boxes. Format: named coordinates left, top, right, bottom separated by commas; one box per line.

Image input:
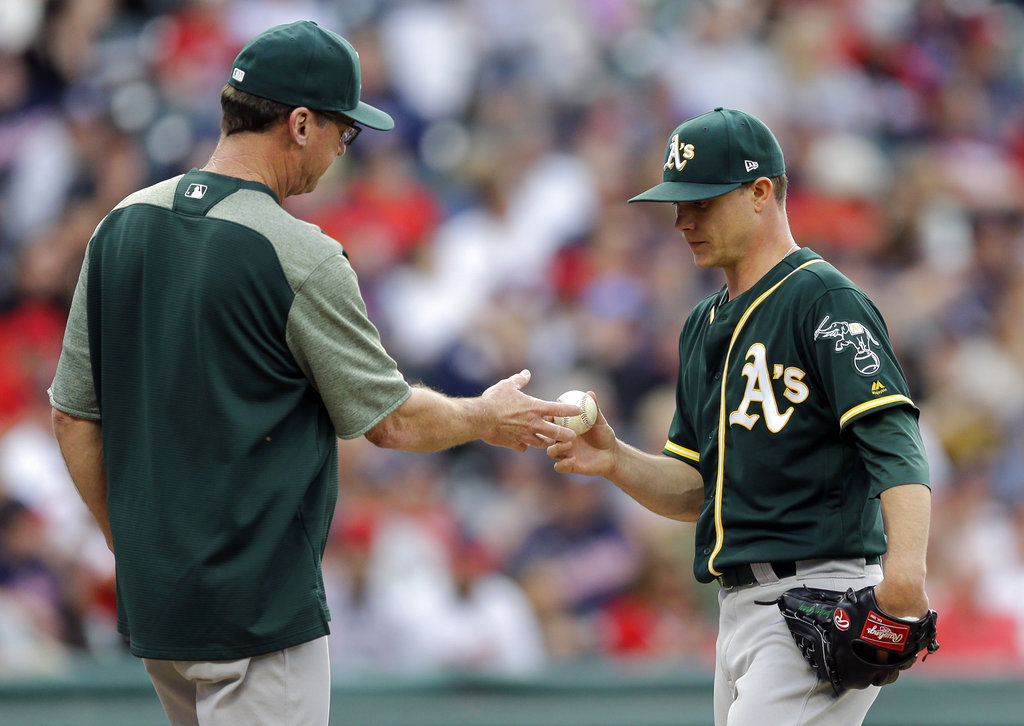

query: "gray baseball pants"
left=714, top=558, right=884, bottom=726
left=143, top=635, right=330, bottom=726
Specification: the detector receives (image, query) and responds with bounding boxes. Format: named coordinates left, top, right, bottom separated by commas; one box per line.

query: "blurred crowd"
left=1, top=0, right=1024, bottom=679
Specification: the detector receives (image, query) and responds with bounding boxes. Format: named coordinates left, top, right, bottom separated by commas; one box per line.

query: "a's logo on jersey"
left=729, top=343, right=810, bottom=433
left=185, top=184, right=208, bottom=199
left=814, top=315, right=881, bottom=376
left=664, top=134, right=696, bottom=172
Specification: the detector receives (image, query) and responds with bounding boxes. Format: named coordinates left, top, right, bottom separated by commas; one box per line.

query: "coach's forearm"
left=51, top=408, right=113, bottom=552
left=366, top=386, right=496, bottom=452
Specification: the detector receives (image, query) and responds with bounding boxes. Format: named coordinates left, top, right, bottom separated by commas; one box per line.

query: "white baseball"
left=556, top=390, right=598, bottom=434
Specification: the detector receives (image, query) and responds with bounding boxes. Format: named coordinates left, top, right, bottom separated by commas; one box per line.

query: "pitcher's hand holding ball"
left=546, top=391, right=617, bottom=478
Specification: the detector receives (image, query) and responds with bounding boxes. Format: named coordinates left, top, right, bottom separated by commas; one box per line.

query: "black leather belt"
left=716, top=561, right=796, bottom=589
left=716, top=556, right=882, bottom=589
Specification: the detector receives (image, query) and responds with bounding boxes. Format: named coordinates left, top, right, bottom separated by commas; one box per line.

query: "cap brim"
left=628, top=181, right=741, bottom=203
left=344, top=101, right=395, bottom=131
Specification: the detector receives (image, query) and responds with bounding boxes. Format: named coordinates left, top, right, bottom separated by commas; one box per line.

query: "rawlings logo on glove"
left=761, top=585, right=939, bottom=694
left=860, top=611, right=910, bottom=649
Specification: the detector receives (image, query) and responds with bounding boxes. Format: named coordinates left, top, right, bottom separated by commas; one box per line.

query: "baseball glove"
left=763, top=585, right=939, bottom=694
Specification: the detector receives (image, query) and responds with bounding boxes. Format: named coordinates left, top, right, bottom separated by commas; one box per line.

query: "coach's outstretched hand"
left=366, top=369, right=581, bottom=453
left=479, top=369, right=583, bottom=452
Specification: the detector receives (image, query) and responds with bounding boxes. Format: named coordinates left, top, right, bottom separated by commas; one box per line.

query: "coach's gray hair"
left=218, top=85, right=330, bottom=137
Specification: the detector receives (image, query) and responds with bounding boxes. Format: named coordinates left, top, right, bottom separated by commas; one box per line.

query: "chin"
left=690, top=251, right=717, bottom=269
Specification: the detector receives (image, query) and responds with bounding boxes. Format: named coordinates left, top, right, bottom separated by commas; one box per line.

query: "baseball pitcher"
left=547, top=108, right=937, bottom=725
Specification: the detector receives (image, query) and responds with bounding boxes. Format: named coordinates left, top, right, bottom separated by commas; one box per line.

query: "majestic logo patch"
left=833, top=608, right=850, bottom=631
left=231, top=67, right=245, bottom=82
left=871, top=380, right=888, bottom=395
left=814, top=315, right=881, bottom=376
left=744, top=159, right=759, bottom=172
left=185, top=184, right=208, bottom=199
left=664, top=134, right=696, bottom=172
left=859, top=611, right=909, bottom=651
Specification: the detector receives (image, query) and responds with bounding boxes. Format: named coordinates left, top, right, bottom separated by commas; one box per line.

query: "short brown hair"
left=743, top=174, right=788, bottom=206
left=770, top=173, right=788, bottom=206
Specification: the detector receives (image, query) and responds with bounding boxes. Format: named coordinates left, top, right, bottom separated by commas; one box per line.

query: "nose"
left=674, top=204, right=694, bottom=232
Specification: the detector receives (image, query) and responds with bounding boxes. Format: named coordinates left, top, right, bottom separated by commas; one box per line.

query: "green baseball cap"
left=227, top=21, right=394, bottom=131
left=629, top=107, right=784, bottom=203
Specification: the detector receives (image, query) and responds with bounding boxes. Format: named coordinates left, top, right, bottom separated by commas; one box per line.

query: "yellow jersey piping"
left=839, top=394, right=914, bottom=428
left=664, top=440, right=700, bottom=462
left=708, top=259, right=825, bottom=577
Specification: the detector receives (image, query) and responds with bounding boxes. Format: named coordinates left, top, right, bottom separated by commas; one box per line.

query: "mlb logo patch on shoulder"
left=185, top=184, right=208, bottom=199
left=174, top=177, right=225, bottom=215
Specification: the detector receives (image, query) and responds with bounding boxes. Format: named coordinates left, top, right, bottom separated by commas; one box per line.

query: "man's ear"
left=750, top=177, right=774, bottom=212
left=289, top=107, right=313, bottom=147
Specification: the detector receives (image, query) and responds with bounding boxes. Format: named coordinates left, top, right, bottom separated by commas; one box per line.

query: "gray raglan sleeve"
left=49, top=246, right=101, bottom=419
left=285, top=253, right=411, bottom=439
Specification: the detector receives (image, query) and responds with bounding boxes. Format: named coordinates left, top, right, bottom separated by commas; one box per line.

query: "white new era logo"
left=744, top=160, right=759, bottom=173
left=185, top=184, right=208, bottom=199
left=232, top=68, right=245, bottom=82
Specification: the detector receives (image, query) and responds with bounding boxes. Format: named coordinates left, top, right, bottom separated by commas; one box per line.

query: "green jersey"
left=664, top=248, right=928, bottom=583
left=49, top=170, right=411, bottom=659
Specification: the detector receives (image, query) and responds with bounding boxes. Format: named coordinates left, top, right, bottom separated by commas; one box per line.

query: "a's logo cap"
left=629, top=108, right=785, bottom=204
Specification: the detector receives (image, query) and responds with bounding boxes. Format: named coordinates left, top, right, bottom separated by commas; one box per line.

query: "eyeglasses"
left=318, top=111, right=362, bottom=146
